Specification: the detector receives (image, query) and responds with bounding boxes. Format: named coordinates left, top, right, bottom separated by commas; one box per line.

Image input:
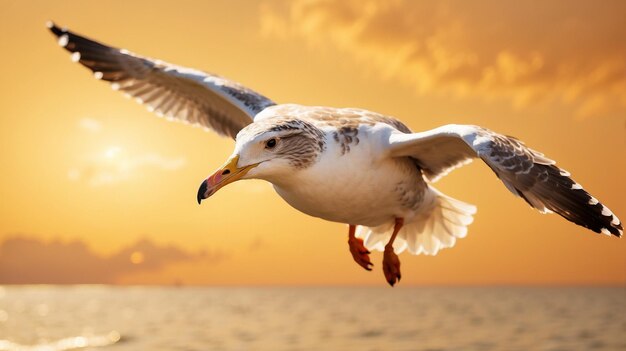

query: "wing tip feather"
left=46, top=20, right=63, bottom=36
left=519, top=165, right=623, bottom=238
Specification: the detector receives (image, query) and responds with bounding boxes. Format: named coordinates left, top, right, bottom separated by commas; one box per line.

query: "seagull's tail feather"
left=356, top=188, right=477, bottom=255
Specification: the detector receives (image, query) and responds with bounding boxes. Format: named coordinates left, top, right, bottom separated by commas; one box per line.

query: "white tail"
left=356, top=188, right=477, bottom=255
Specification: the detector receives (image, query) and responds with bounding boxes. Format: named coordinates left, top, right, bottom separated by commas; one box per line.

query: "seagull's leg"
left=383, top=218, right=404, bottom=287
left=347, top=224, right=373, bottom=271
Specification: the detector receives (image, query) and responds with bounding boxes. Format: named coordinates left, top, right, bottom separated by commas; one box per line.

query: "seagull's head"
left=197, top=118, right=325, bottom=203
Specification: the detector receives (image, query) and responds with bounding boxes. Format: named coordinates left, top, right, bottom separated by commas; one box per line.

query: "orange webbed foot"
left=383, top=245, right=401, bottom=287
left=348, top=236, right=373, bottom=271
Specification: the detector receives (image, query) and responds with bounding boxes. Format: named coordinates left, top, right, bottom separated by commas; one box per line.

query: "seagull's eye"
left=265, top=138, right=277, bottom=149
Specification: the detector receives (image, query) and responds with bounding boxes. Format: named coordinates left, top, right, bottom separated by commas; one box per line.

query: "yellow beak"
left=196, top=155, right=258, bottom=204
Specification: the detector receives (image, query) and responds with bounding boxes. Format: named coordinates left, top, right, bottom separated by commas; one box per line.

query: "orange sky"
left=0, top=0, right=624, bottom=286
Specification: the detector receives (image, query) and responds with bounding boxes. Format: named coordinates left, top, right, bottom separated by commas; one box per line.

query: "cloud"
left=68, top=146, right=186, bottom=186
left=261, top=0, right=626, bottom=117
left=0, top=236, right=226, bottom=284
left=71, top=118, right=186, bottom=186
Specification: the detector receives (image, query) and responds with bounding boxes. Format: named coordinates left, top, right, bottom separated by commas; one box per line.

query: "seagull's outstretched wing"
left=48, top=22, right=275, bottom=139
left=387, top=124, right=622, bottom=237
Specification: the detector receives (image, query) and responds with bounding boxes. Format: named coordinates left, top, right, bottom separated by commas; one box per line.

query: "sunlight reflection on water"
left=0, top=286, right=623, bottom=351
left=0, top=332, right=120, bottom=351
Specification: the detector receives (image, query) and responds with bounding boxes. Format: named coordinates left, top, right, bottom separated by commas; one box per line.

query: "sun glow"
left=104, top=146, right=122, bottom=159
left=130, top=251, right=145, bottom=265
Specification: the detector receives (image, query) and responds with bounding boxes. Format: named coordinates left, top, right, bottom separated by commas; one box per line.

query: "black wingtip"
left=599, top=217, right=623, bottom=238
left=46, top=20, right=65, bottom=37
left=511, top=161, right=623, bottom=238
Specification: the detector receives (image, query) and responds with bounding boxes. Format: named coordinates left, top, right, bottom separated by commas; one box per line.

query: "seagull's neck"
left=260, top=172, right=302, bottom=189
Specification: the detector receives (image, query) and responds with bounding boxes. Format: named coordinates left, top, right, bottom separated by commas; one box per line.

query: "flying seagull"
left=48, top=22, right=622, bottom=286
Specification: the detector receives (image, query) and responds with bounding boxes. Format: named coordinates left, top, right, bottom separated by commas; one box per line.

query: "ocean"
left=0, top=286, right=624, bottom=351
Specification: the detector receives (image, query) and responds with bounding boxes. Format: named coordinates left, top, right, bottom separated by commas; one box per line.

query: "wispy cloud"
left=78, top=117, right=102, bottom=133
left=0, top=236, right=226, bottom=284
left=68, top=147, right=186, bottom=186
left=71, top=118, right=186, bottom=186
left=261, top=0, right=626, bottom=117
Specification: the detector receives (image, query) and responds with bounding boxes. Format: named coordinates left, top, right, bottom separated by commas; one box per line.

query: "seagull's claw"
left=383, top=245, right=401, bottom=287
left=348, top=237, right=373, bottom=271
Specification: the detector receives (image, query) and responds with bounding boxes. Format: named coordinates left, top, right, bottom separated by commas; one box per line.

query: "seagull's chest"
left=272, top=131, right=426, bottom=226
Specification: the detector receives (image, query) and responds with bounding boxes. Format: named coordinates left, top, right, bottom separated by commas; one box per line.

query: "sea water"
left=0, top=286, right=624, bottom=351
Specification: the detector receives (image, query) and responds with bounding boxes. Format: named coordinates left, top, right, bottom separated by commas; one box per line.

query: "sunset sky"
left=0, top=0, right=624, bottom=285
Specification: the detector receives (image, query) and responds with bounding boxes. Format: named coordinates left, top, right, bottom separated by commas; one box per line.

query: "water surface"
left=0, top=286, right=624, bottom=350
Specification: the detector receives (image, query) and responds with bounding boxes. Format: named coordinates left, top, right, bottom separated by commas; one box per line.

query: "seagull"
left=48, top=22, right=622, bottom=286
